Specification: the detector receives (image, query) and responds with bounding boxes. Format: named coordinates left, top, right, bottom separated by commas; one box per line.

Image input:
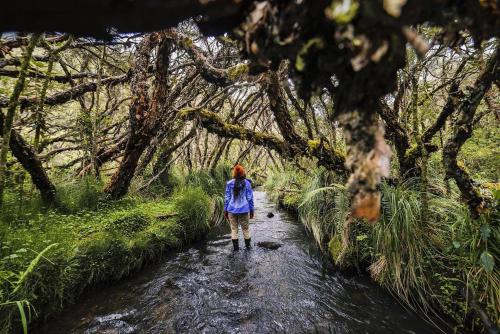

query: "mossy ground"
left=0, top=170, right=224, bottom=333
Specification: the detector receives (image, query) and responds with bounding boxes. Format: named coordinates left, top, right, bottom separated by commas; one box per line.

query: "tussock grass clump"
left=171, top=186, right=212, bottom=241
left=371, top=181, right=440, bottom=314
left=264, top=165, right=307, bottom=209
left=298, top=169, right=348, bottom=249
left=266, top=166, right=499, bottom=332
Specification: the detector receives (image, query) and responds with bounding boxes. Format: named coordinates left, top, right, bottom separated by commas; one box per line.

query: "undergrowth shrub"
left=56, top=175, right=105, bottom=212
left=171, top=186, right=212, bottom=241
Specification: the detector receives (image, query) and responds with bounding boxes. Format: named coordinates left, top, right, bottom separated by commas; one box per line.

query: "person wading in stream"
left=224, top=164, right=254, bottom=251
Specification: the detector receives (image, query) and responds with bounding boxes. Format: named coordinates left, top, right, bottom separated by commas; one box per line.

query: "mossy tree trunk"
left=104, top=32, right=172, bottom=199
left=0, top=33, right=41, bottom=207
left=0, top=112, right=57, bottom=204
left=443, top=45, right=499, bottom=217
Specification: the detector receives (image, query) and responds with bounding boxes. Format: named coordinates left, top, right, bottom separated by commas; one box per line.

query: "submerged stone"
left=267, top=212, right=274, bottom=218
left=257, top=241, right=282, bottom=250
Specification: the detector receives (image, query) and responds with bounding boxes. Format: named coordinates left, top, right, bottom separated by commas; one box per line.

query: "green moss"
left=333, top=148, right=346, bottom=160
left=404, top=143, right=418, bottom=159
left=181, top=37, right=193, bottom=48
left=224, top=123, right=245, bottom=134
left=295, top=38, right=325, bottom=71
left=307, top=140, right=346, bottom=161
left=483, top=182, right=500, bottom=191
left=75, top=232, right=132, bottom=282
left=227, top=63, right=249, bottom=81
left=325, top=0, right=360, bottom=25
left=307, top=139, right=321, bottom=151
left=178, top=107, right=198, bottom=117
left=328, top=235, right=343, bottom=261
left=104, top=212, right=150, bottom=237
left=0, top=176, right=223, bottom=332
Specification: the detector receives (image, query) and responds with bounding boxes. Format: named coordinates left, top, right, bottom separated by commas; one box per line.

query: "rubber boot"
left=232, top=239, right=239, bottom=251
left=244, top=238, right=251, bottom=249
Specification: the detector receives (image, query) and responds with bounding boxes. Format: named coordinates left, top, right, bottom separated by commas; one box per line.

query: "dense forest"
left=0, top=1, right=498, bottom=333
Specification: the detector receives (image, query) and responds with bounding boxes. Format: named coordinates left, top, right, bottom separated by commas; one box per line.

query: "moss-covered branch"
left=179, top=107, right=346, bottom=172
left=0, top=33, right=41, bottom=206
left=0, top=73, right=129, bottom=109
left=165, top=29, right=249, bottom=86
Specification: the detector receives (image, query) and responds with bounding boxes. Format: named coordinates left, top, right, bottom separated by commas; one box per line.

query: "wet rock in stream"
left=256, top=241, right=282, bottom=250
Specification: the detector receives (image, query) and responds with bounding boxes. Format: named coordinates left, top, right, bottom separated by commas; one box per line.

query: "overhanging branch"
left=0, top=73, right=129, bottom=108
left=179, top=107, right=346, bottom=172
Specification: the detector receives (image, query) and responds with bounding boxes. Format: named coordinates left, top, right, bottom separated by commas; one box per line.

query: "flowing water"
left=39, top=191, right=440, bottom=334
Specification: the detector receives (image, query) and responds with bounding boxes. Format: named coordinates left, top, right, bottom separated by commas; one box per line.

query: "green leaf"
left=356, top=234, right=368, bottom=241
left=492, top=188, right=500, bottom=201
left=452, top=241, right=460, bottom=249
left=13, top=243, right=58, bottom=294
left=480, top=225, right=491, bottom=240
left=16, top=301, right=28, bottom=334
left=480, top=251, right=494, bottom=273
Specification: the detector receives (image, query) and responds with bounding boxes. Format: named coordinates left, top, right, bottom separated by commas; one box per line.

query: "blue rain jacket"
left=224, top=179, right=254, bottom=214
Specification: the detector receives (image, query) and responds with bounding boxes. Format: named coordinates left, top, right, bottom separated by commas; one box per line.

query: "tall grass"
left=171, top=186, right=212, bottom=241
left=0, top=243, right=57, bottom=334
left=298, top=169, right=348, bottom=249
left=266, top=166, right=499, bottom=331
left=370, top=180, right=444, bottom=317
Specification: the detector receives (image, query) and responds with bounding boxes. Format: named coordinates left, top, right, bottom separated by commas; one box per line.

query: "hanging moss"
left=227, top=63, right=249, bottom=80
left=328, top=234, right=343, bottom=261
left=325, top=0, right=360, bottom=25
left=295, top=38, right=324, bottom=71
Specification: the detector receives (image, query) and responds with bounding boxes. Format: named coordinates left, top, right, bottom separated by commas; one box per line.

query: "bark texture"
left=443, top=45, right=499, bottom=217
left=104, top=32, right=172, bottom=199
left=0, top=112, right=57, bottom=204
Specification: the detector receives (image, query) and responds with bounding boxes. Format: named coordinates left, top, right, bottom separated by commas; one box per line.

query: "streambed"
left=38, top=191, right=439, bottom=333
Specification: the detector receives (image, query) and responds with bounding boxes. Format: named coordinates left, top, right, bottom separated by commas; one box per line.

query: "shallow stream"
left=39, top=191, right=439, bottom=333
